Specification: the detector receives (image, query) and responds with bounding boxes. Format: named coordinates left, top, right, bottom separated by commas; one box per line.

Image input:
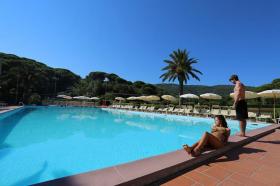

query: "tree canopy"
left=0, top=52, right=163, bottom=104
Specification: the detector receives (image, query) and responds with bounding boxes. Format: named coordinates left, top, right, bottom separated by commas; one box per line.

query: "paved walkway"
left=0, top=106, right=21, bottom=114
left=162, top=129, right=280, bottom=186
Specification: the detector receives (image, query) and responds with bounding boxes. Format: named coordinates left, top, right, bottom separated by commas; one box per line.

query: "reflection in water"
left=105, top=108, right=211, bottom=136
left=57, top=114, right=70, bottom=120
left=114, top=118, right=123, bottom=123
left=71, top=115, right=97, bottom=120
left=178, top=134, right=195, bottom=140
left=103, top=108, right=209, bottom=124
left=125, top=121, right=157, bottom=131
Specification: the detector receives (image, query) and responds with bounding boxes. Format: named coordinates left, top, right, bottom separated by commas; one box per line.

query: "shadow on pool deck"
left=255, top=140, right=280, bottom=144
left=211, top=146, right=266, bottom=163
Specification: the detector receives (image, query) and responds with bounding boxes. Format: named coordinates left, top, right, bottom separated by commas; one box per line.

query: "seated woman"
left=183, top=115, right=230, bottom=156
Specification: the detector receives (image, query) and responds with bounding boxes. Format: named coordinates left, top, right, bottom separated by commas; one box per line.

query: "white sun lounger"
left=257, top=114, right=272, bottom=122
left=177, top=108, right=185, bottom=115
left=162, top=108, right=168, bottom=113
left=248, top=112, right=257, bottom=120
left=193, top=107, right=200, bottom=115
left=210, top=108, right=220, bottom=116
left=220, top=109, right=229, bottom=117
left=167, top=107, right=174, bottom=113
left=200, top=108, right=211, bottom=117
left=184, top=108, right=192, bottom=115
left=172, top=108, right=180, bottom=114
left=229, top=110, right=236, bottom=118
left=146, top=106, right=155, bottom=112
left=157, top=108, right=163, bottom=112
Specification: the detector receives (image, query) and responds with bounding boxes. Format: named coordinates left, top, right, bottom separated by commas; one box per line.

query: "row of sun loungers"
left=110, top=104, right=274, bottom=122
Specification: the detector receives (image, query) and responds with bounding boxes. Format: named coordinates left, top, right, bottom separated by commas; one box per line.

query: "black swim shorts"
left=236, top=100, right=248, bottom=120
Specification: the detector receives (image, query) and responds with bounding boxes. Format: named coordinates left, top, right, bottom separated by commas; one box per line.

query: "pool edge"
left=32, top=124, right=280, bottom=186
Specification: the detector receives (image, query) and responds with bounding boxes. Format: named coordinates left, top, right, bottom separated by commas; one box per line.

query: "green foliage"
left=72, top=72, right=162, bottom=98
left=256, top=78, right=280, bottom=92
left=28, top=93, right=41, bottom=105
left=0, top=52, right=80, bottom=103
left=0, top=52, right=163, bottom=104
left=160, top=49, right=202, bottom=95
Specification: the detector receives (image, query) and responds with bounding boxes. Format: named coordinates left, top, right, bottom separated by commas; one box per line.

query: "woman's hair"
left=215, top=115, right=228, bottom=128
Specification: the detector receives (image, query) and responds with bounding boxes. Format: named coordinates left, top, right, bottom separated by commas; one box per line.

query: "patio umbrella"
left=180, top=94, right=199, bottom=106
left=144, top=95, right=160, bottom=102
left=90, top=97, right=100, bottom=100
left=180, top=94, right=199, bottom=99
left=230, top=91, right=259, bottom=99
left=62, top=95, right=72, bottom=100
left=57, top=95, right=67, bottom=98
left=115, top=97, right=126, bottom=101
left=258, top=89, right=280, bottom=119
left=200, top=93, right=222, bottom=100
left=137, top=96, right=148, bottom=101
left=57, top=95, right=72, bottom=99
left=73, top=96, right=91, bottom=100
left=136, top=95, right=159, bottom=102
left=161, top=95, right=177, bottom=102
left=127, top=96, right=139, bottom=101
left=200, top=93, right=222, bottom=109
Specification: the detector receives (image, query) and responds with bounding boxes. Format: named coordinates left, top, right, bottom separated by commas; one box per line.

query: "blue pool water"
left=0, top=106, right=268, bottom=185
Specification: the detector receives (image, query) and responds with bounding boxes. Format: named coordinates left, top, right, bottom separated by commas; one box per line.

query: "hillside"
left=0, top=52, right=81, bottom=103
left=0, top=52, right=163, bottom=104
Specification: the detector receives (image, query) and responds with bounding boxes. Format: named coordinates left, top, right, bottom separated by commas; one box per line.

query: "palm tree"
left=160, top=49, right=202, bottom=104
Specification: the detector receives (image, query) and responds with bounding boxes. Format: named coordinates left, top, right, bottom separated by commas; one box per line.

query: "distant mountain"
left=255, top=78, right=280, bottom=92
left=155, top=83, right=256, bottom=97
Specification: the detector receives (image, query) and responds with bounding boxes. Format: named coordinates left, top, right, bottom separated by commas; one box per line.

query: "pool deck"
left=0, top=106, right=22, bottom=114
left=162, top=128, right=280, bottom=186
left=34, top=123, right=280, bottom=186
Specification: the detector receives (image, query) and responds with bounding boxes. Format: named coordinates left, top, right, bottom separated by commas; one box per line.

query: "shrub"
left=28, top=93, right=42, bottom=105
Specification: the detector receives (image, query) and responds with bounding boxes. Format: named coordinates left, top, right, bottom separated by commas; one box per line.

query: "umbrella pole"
left=274, top=96, right=276, bottom=120
left=179, top=93, right=181, bottom=106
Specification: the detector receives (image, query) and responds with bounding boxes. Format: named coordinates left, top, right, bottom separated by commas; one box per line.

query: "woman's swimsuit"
left=211, top=127, right=228, bottom=144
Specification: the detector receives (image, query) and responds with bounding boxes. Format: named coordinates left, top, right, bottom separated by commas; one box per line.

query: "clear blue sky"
left=0, top=0, right=279, bottom=86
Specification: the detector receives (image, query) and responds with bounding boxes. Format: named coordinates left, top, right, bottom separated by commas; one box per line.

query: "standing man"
left=229, top=75, right=248, bottom=137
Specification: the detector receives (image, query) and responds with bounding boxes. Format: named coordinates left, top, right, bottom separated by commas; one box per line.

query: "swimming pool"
left=0, top=106, right=269, bottom=185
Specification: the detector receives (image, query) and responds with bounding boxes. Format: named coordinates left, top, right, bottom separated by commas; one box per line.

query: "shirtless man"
left=229, top=75, right=248, bottom=137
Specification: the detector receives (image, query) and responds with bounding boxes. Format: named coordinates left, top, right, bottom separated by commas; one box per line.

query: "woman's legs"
left=183, top=142, right=199, bottom=154
left=192, top=132, right=224, bottom=156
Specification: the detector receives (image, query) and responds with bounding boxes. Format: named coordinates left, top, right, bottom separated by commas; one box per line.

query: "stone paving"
left=0, top=106, right=21, bottom=114
left=162, top=129, right=280, bottom=186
